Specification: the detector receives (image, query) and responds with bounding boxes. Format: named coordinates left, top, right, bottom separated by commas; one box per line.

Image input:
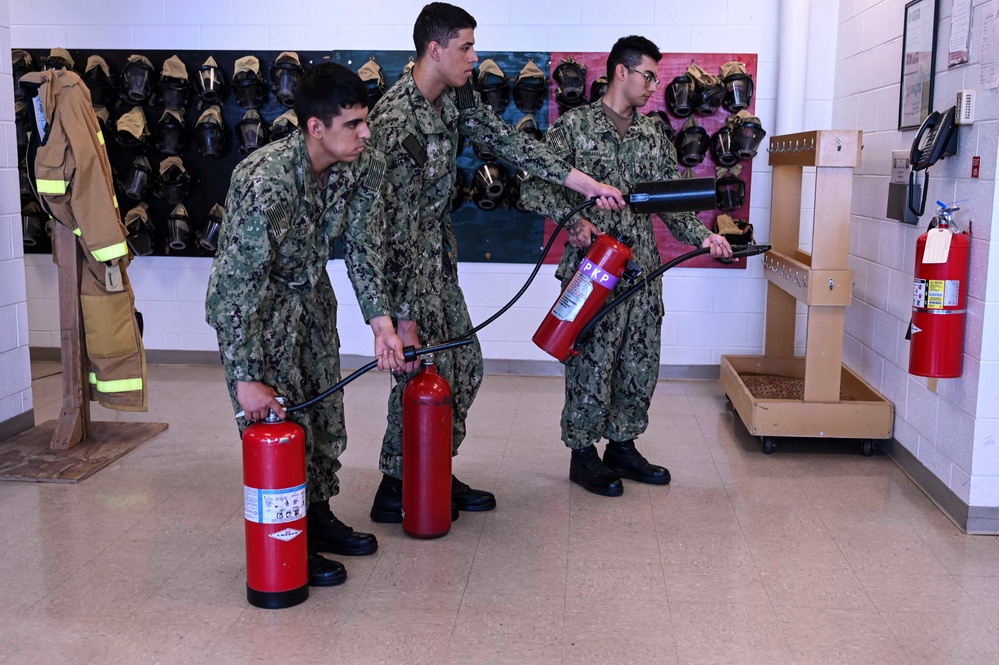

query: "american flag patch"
left=402, top=134, right=428, bottom=168
left=264, top=202, right=289, bottom=238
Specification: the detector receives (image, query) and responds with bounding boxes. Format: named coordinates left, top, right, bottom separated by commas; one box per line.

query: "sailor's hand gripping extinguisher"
left=908, top=201, right=971, bottom=378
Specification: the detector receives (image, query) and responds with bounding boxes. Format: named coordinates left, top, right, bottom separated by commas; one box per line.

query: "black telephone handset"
left=910, top=106, right=957, bottom=171
left=908, top=106, right=959, bottom=217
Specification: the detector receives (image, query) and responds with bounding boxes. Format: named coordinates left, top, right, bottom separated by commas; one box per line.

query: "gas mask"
left=687, top=62, right=723, bottom=116
left=474, top=59, right=509, bottom=114
left=472, top=139, right=497, bottom=162
left=721, top=61, right=754, bottom=113
left=715, top=167, right=746, bottom=211
left=154, top=109, right=187, bottom=156
left=237, top=109, right=269, bottom=154
left=120, top=54, right=156, bottom=106
left=357, top=57, right=384, bottom=108
left=513, top=60, right=547, bottom=114
left=676, top=116, right=709, bottom=167
left=731, top=110, right=766, bottom=161
left=158, top=55, right=191, bottom=111
left=14, top=102, right=29, bottom=161
left=155, top=156, right=191, bottom=205
left=516, top=114, right=543, bottom=142
left=166, top=203, right=192, bottom=251
left=508, top=169, right=531, bottom=213
left=666, top=73, right=694, bottom=118
left=12, top=50, right=34, bottom=102
left=83, top=56, right=115, bottom=108
left=21, top=198, right=50, bottom=248
left=589, top=74, right=609, bottom=103
left=270, top=109, right=299, bottom=141
left=553, top=57, right=587, bottom=112
left=195, top=56, right=227, bottom=105
left=450, top=170, right=465, bottom=212
left=198, top=203, right=225, bottom=253
left=645, top=110, right=675, bottom=142
left=710, top=124, right=738, bottom=167
left=19, top=160, right=33, bottom=200
left=233, top=55, right=268, bottom=109
left=471, top=162, right=508, bottom=210
left=271, top=51, right=304, bottom=108
left=116, top=106, right=150, bottom=151
left=195, top=106, right=226, bottom=158
left=42, top=48, right=74, bottom=71
left=124, top=203, right=156, bottom=257
left=123, top=156, right=153, bottom=201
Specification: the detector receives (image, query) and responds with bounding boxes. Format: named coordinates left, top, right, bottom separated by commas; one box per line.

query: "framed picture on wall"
left=899, top=0, right=939, bottom=129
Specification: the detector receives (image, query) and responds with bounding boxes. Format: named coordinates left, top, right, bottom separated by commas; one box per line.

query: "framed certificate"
left=899, top=0, right=939, bottom=129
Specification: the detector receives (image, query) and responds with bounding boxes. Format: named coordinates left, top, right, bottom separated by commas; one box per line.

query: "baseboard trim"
left=0, top=409, right=36, bottom=443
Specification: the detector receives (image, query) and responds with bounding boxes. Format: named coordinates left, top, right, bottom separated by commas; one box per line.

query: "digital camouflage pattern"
left=206, top=131, right=386, bottom=503
left=354, top=72, right=573, bottom=479
left=520, top=101, right=711, bottom=449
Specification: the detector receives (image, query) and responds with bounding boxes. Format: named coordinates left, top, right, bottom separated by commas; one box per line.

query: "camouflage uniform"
left=520, top=101, right=710, bottom=450
left=206, top=132, right=386, bottom=504
left=354, top=72, right=571, bottom=479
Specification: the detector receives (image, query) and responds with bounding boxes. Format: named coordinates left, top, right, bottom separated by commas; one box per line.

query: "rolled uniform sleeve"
left=205, top=175, right=279, bottom=382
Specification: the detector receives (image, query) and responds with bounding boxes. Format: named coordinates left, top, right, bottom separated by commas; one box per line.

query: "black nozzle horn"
left=628, top=178, right=717, bottom=214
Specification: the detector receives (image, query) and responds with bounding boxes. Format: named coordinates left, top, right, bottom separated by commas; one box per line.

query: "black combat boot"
left=369, top=474, right=459, bottom=523
left=307, top=501, right=378, bottom=556
left=451, top=475, right=497, bottom=512
left=308, top=550, right=347, bottom=587
left=602, top=439, right=671, bottom=485
left=569, top=445, right=624, bottom=497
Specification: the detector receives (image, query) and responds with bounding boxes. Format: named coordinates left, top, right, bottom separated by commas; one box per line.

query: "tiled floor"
left=2, top=363, right=999, bottom=664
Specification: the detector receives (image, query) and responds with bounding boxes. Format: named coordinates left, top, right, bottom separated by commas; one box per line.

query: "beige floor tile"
left=569, top=520, right=662, bottom=562
left=443, top=635, right=562, bottom=665
left=670, top=601, right=786, bottom=651
left=859, top=572, right=979, bottom=613
left=563, top=596, right=673, bottom=645
left=776, top=606, right=910, bottom=664
left=827, top=520, right=950, bottom=576
left=758, top=560, right=875, bottom=611
left=664, top=566, right=771, bottom=606
left=566, top=558, right=666, bottom=600
left=659, top=529, right=757, bottom=571
left=345, top=589, right=463, bottom=631
left=563, top=639, right=679, bottom=665
left=955, top=575, right=999, bottom=624
left=475, top=512, right=569, bottom=561
left=465, top=553, right=568, bottom=596
left=882, top=608, right=999, bottom=665
left=452, top=592, right=564, bottom=642
left=329, top=629, right=452, bottom=665
left=363, top=549, right=475, bottom=592
left=0, top=616, right=118, bottom=665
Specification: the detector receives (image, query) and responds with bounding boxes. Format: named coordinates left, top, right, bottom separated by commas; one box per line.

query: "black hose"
left=572, top=243, right=771, bottom=351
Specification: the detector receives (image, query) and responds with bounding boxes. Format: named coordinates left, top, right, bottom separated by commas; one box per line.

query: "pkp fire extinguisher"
left=908, top=202, right=971, bottom=378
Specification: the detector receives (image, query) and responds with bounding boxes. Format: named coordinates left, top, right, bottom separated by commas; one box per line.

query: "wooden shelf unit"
left=720, top=130, right=894, bottom=452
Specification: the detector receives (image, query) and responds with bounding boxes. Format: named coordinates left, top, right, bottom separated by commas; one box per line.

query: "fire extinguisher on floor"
left=908, top=201, right=971, bottom=378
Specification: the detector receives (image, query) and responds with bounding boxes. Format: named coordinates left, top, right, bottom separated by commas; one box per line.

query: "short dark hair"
left=606, top=35, right=662, bottom=77
left=293, top=62, right=369, bottom=128
left=414, top=3, right=477, bottom=57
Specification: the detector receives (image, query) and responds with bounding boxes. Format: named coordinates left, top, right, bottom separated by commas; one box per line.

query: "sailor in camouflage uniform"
left=521, top=36, right=733, bottom=496
left=355, top=2, right=626, bottom=522
left=206, top=64, right=404, bottom=586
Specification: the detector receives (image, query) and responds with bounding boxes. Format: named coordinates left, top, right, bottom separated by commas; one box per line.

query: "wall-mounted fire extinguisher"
left=533, top=234, right=639, bottom=361
left=909, top=201, right=971, bottom=378
left=242, top=409, right=310, bottom=609
left=402, top=355, right=453, bottom=539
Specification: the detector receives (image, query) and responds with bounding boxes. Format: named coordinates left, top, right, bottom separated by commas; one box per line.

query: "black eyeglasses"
left=628, top=67, right=660, bottom=86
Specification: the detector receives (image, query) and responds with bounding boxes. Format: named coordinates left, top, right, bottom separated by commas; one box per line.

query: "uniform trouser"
left=378, top=267, right=484, bottom=479
left=561, top=284, right=663, bottom=450
left=78, top=247, right=147, bottom=411
left=226, top=316, right=346, bottom=505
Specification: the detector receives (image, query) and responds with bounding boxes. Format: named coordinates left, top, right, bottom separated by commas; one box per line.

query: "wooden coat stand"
left=0, top=223, right=167, bottom=482
left=720, top=130, right=894, bottom=456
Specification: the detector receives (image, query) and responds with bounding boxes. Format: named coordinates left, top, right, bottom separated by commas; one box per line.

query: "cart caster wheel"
left=861, top=439, right=874, bottom=457
left=762, top=437, right=775, bottom=454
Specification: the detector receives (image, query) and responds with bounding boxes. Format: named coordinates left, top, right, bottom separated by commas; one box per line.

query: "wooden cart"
left=720, top=130, right=894, bottom=455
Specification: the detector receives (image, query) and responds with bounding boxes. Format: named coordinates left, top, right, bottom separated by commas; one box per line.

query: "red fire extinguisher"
left=402, top=355, right=453, bottom=539
left=533, top=234, right=635, bottom=361
left=909, top=202, right=971, bottom=378
left=242, top=410, right=309, bottom=609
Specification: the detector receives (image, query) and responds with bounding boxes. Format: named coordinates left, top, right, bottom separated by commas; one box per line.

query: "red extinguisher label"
left=244, top=482, right=307, bottom=524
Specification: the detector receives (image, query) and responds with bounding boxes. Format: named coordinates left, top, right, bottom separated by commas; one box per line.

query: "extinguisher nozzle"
left=403, top=339, right=476, bottom=362
left=731, top=243, right=770, bottom=259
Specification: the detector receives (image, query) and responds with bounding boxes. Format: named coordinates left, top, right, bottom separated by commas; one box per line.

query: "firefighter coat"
left=20, top=69, right=147, bottom=411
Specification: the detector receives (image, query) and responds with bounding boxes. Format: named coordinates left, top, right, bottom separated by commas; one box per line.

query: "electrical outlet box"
left=956, top=89, right=975, bottom=124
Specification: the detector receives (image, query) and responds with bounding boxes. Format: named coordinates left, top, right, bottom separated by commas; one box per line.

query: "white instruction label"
left=269, top=528, right=303, bottom=542
left=913, top=278, right=927, bottom=307
left=944, top=279, right=961, bottom=306
left=244, top=482, right=307, bottom=524
left=922, top=228, right=953, bottom=264
left=552, top=272, right=593, bottom=322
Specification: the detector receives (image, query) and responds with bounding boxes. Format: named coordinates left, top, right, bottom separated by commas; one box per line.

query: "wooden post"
left=50, top=222, right=90, bottom=450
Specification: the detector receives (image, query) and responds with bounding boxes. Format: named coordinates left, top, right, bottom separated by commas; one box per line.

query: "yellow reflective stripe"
left=95, top=377, right=143, bottom=393
left=36, top=179, right=67, bottom=195
left=113, top=195, right=118, bottom=209
left=98, top=131, right=105, bottom=145
left=73, top=228, right=82, bottom=237
left=91, top=241, right=128, bottom=262
left=89, top=372, right=97, bottom=385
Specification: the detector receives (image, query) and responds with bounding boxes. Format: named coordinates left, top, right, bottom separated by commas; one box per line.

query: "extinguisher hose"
left=573, top=243, right=772, bottom=348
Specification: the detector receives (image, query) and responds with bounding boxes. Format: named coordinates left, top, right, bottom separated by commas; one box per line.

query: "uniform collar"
left=401, top=71, right=454, bottom=135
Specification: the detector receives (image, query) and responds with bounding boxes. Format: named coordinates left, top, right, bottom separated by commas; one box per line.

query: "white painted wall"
left=833, top=0, right=999, bottom=508
left=13, top=0, right=837, bottom=367
left=0, top=0, right=34, bottom=429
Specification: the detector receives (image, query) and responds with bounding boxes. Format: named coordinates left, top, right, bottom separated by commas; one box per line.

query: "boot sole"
left=569, top=473, right=624, bottom=497
left=309, top=570, right=347, bottom=587
left=454, top=498, right=497, bottom=512
left=606, top=466, right=671, bottom=485
left=309, top=539, right=378, bottom=557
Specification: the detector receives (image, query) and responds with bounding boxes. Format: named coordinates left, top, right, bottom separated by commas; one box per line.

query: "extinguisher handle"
left=402, top=339, right=475, bottom=362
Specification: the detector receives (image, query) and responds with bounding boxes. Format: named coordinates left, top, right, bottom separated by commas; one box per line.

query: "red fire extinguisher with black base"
left=909, top=202, right=971, bottom=378
left=242, top=409, right=309, bottom=609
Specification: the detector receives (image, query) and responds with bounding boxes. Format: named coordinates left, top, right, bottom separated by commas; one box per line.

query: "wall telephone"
left=908, top=106, right=959, bottom=217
